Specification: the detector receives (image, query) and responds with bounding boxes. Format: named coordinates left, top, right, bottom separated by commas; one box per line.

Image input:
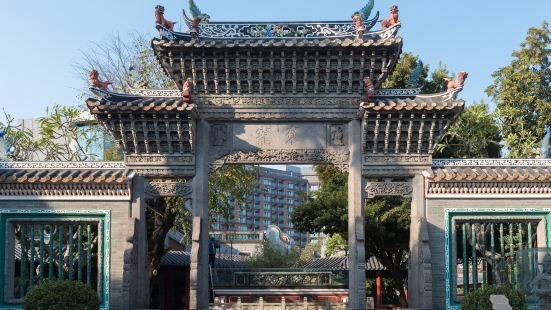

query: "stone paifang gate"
left=1, top=3, right=551, bottom=310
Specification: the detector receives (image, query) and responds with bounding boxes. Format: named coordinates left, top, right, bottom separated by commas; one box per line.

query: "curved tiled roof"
left=86, top=98, right=196, bottom=114
left=362, top=92, right=465, bottom=112
left=160, top=251, right=250, bottom=268
left=0, top=168, right=127, bottom=184
left=159, top=251, right=388, bottom=271
left=428, top=166, right=551, bottom=182
left=152, top=36, right=402, bottom=49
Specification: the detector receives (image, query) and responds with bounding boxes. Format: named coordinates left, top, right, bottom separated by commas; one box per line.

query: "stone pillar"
left=190, top=119, right=210, bottom=309
left=408, top=174, right=432, bottom=308
left=348, top=119, right=366, bottom=309
left=129, top=176, right=149, bottom=309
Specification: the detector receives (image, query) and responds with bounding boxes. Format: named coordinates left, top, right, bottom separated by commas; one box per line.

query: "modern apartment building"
left=211, top=166, right=312, bottom=250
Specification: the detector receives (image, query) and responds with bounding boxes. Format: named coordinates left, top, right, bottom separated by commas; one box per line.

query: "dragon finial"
left=189, top=0, right=210, bottom=23
left=408, top=60, right=424, bottom=88
left=363, top=77, right=376, bottom=101
left=446, top=71, right=468, bottom=92
left=381, top=5, right=399, bottom=30
left=155, top=5, right=177, bottom=31
left=89, top=69, right=112, bottom=91
left=359, top=0, right=375, bottom=20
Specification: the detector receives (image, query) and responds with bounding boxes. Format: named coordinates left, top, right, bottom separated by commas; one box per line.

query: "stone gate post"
left=131, top=176, right=149, bottom=309
left=348, top=119, right=366, bottom=309
left=408, top=174, right=432, bottom=308
left=190, top=119, right=210, bottom=309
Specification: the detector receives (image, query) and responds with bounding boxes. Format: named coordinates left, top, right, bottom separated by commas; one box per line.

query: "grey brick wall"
left=0, top=200, right=131, bottom=310
left=427, top=198, right=550, bottom=310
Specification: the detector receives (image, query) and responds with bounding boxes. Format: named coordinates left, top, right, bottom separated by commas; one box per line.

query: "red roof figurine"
left=446, top=71, right=469, bottom=91
left=363, top=77, right=375, bottom=101
left=182, top=79, right=193, bottom=102
left=89, top=69, right=112, bottom=91
left=155, top=5, right=177, bottom=31
left=381, top=5, right=399, bottom=30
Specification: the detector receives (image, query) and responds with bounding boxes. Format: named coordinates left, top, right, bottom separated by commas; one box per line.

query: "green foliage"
left=365, top=197, right=410, bottom=306
left=461, top=285, right=527, bottom=310
left=209, top=165, right=258, bottom=221
left=486, top=22, right=551, bottom=158
left=290, top=166, right=410, bottom=306
left=78, top=33, right=175, bottom=92
left=290, top=165, right=348, bottom=235
left=250, top=240, right=300, bottom=268
left=383, top=52, right=449, bottom=93
left=23, top=280, right=99, bottom=310
left=299, top=241, right=322, bottom=265
left=0, top=105, right=105, bottom=161
left=324, top=233, right=348, bottom=257
left=434, top=101, right=502, bottom=158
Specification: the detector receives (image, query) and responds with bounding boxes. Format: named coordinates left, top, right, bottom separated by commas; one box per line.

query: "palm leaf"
left=360, top=0, right=375, bottom=19
left=189, top=0, right=202, bottom=18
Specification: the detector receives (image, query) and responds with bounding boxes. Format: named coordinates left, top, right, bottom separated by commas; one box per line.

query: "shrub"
left=461, top=285, right=527, bottom=310
left=23, top=280, right=99, bottom=310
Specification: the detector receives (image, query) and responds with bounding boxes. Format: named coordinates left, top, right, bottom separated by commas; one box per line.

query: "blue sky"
left=0, top=0, right=549, bottom=120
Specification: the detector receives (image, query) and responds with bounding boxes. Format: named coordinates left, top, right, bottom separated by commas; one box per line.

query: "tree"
left=290, top=166, right=411, bottom=306
left=364, top=197, right=410, bottom=306
left=299, top=239, right=322, bottom=264
left=324, top=233, right=347, bottom=257
left=383, top=52, right=450, bottom=94
left=0, top=105, right=104, bottom=161
left=250, top=239, right=300, bottom=268
left=486, top=22, right=551, bottom=158
left=434, top=101, right=502, bottom=158
left=290, top=165, right=347, bottom=236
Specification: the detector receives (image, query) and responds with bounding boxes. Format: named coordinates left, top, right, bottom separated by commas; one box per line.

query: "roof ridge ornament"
left=408, top=60, right=424, bottom=88
left=89, top=70, right=112, bottom=91
left=381, top=5, right=400, bottom=30
left=446, top=71, right=468, bottom=92
left=155, top=5, right=177, bottom=31
left=174, top=1, right=387, bottom=41
left=352, top=0, right=379, bottom=40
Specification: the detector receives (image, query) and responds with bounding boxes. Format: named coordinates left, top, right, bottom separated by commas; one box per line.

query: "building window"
left=288, top=199, right=294, bottom=205
left=287, top=183, right=294, bottom=190
left=1, top=212, right=110, bottom=308
left=445, top=209, right=548, bottom=307
left=287, top=191, right=294, bottom=197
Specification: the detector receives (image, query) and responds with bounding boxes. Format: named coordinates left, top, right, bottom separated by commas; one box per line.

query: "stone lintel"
left=365, top=181, right=413, bottom=198
left=144, top=182, right=193, bottom=198
left=198, top=107, right=360, bottom=121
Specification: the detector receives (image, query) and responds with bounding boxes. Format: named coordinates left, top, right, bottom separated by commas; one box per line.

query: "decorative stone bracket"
left=144, top=182, right=193, bottom=198
left=365, top=181, right=413, bottom=198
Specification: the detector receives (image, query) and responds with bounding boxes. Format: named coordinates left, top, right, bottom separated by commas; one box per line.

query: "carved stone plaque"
left=232, top=124, right=327, bottom=150
left=210, top=124, right=228, bottom=146
left=365, top=181, right=413, bottom=198
left=329, top=124, right=347, bottom=146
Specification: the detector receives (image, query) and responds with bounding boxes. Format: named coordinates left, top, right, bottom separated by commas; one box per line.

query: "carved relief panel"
left=210, top=124, right=228, bottom=147
left=208, top=122, right=350, bottom=170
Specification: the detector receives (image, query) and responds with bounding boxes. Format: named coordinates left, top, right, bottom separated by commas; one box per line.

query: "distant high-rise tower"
left=211, top=166, right=311, bottom=253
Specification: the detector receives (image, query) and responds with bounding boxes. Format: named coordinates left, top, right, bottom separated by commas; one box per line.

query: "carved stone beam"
left=365, top=181, right=413, bottom=198
left=144, top=182, right=193, bottom=198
